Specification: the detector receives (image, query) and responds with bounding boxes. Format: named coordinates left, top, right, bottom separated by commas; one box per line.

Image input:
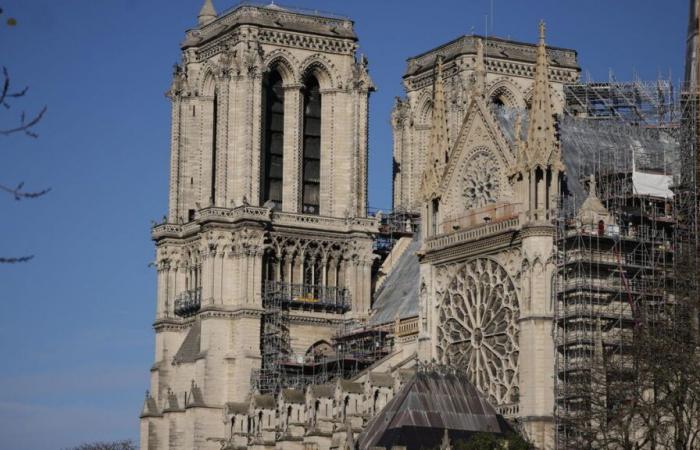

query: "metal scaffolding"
left=252, top=280, right=392, bottom=395
left=554, top=79, right=683, bottom=448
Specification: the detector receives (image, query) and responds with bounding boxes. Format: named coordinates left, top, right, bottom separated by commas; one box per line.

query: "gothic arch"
left=442, top=144, right=508, bottom=217
left=306, top=340, right=334, bottom=358
left=299, top=54, right=338, bottom=89
left=198, top=66, right=217, bottom=96
left=262, top=49, right=299, bottom=85
left=487, top=79, right=524, bottom=108
left=414, top=90, right=434, bottom=126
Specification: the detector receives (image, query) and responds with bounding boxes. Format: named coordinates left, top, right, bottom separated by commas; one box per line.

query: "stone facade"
left=142, top=3, right=582, bottom=450
left=141, top=3, right=375, bottom=449
left=392, top=33, right=578, bottom=212
left=414, top=22, right=576, bottom=449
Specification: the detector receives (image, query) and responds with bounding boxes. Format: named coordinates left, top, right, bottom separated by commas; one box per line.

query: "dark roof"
left=280, top=389, right=305, bottom=404
left=404, top=34, right=579, bottom=77
left=173, top=321, right=201, bottom=364
left=358, top=371, right=513, bottom=450
left=226, top=402, right=249, bottom=415
left=309, top=383, right=335, bottom=398
left=368, top=371, right=394, bottom=388
left=184, top=4, right=356, bottom=49
left=369, top=237, right=421, bottom=326
left=338, top=379, right=364, bottom=394
left=253, top=394, right=276, bottom=409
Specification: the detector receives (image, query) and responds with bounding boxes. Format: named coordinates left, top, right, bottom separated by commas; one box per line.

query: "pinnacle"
left=198, top=0, right=217, bottom=26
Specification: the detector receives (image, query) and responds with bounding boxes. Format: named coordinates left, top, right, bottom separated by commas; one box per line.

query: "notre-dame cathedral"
left=141, top=1, right=689, bottom=449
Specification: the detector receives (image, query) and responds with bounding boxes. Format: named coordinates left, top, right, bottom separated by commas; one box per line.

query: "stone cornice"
left=152, top=206, right=378, bottom=242
left=404, top=34, right=578, bottom=78
left=184, top=5, right=356, bottom=57
left=520, top=224, right=556, bottom=238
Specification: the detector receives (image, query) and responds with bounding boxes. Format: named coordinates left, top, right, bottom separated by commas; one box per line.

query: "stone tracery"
left=436, top=258, right=519, bottom=405
left=462, top=151, right=501, bottom=209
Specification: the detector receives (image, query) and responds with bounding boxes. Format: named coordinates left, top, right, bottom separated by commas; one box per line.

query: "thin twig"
left=0, top=255, right=34, bottom=263
left=0, top=181, right=51, bottom=200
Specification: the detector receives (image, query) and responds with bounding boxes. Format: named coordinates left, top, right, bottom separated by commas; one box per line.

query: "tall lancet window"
left=210, top=89, right=218, bottom=204
left=261, top=71, right=284, bottom=208
left=302, top=76, right=321, bottom=214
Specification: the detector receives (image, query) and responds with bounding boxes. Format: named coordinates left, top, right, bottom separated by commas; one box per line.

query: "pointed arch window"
left=261, top=71, right=284, bottom=208
left=302, top=76, right=321, bottom=214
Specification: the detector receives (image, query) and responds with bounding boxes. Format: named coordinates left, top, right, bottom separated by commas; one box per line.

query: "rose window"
left=436, top=258, right=519, bottom=405
left=463, top=153, right=500, bottom=209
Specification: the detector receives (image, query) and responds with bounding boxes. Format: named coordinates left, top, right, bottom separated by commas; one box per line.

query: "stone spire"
left=473, top=37, right=486, bottom=97
left=420, top=55, right=449, bottom=201
left=198, top=0, right=217, bottom=26
left=520, top=21, right=560, bottom=170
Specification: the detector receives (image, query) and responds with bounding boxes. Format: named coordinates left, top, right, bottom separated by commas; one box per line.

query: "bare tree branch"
left=0, top=66, right=47, bottom=137
left=0, top=255, right=33, bottom=263
left=0, top=181, right=51, bottom=200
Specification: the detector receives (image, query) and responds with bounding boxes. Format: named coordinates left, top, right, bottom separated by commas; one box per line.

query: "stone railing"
left=440, top=203, right=518, bottom=234
left=198, top=206, right=271, bottom=222
left=426, top=217, right=519, bottom=251
left=152, top=207, right=377, bottom=240
left=271, top=211, right=378, bottom=233
left=152, top=223, right=183, bottom=239
left=495, top=403, right=519, bottom=419
left=395, top=316, right=419, bottom=338
left=174, top=287, right=202, bottom=317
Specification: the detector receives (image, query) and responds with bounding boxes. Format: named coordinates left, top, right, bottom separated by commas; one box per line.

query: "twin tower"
left=142, top=1, right=581, bottom=449
left=143, top=2, right=375, bottom=447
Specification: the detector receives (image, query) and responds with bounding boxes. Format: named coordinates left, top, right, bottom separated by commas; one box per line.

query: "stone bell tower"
left=140, top=2, right=376, bottom=448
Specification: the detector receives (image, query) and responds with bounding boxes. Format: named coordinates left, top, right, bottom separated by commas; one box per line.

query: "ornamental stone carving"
left=436, top=258, right=519, bottom=405
left=462, top=152, right=501, bottom=210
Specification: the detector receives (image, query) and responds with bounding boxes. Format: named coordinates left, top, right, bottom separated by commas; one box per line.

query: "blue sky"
left=0, top=0, right=688, bottom=448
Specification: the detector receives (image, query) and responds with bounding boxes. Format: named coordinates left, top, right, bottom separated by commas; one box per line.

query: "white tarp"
left=632, top=170, right=673, bottom=198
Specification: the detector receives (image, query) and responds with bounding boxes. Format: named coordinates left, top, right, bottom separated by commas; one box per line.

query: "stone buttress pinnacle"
left=522, top=20, right=559, bottom=169
left=198, top=0, right=217, bottom=26
left=473, top=37, right=486, bottom=96
left=420, top=55, right=449, bottom=201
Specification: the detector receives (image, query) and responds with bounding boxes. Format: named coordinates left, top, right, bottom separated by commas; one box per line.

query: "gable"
left=438, top=98, right=516, bottom=221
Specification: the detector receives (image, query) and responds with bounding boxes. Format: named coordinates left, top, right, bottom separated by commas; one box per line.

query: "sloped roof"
left=368, top=237, right=421, bottom=326
left=358, top=371, right=512, bottom=450
left=338, top=379, right=364, bottom=394
left=309, top=383, right=335, bottom=398
left=368, top=371, right=394, bottom=388
left=173, top=321, right=201, bottom=364
left=226, top=402, right=249, bottom=415
left=253, top=394, right=276, bottom=409
left=281, top=388, right=305, bottom=404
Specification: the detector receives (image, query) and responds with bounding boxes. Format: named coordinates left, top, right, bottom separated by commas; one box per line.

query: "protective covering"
left=632, top=170, right=674, bottom=198
left=357, top=370, right=513, bottom=450
left=493, top=105, right=680, bottom=209
left=368, top=236, right=421, bottom=326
